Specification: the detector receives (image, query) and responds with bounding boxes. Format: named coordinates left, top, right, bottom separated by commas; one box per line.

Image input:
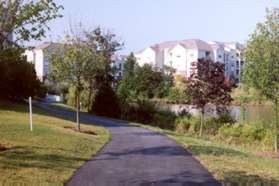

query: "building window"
left=218, top=54, right=222, bottom=58
left=177, top=55, right=181, bottom=58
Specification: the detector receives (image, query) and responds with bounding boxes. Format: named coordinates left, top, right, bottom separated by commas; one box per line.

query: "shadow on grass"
left=0, top=146, right=87, bottom=171
left=220, top=171, right=279, bottom=185
left=130, top=170, right=220, bottom=186
left=188, top=145, right=248, bottom=157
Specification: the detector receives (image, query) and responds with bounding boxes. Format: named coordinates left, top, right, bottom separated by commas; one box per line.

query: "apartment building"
left=111, top=54, right=127, bottom=80
left=135, top=39, right=244, bottom=83
left=24, top=42, right=60, bottom=81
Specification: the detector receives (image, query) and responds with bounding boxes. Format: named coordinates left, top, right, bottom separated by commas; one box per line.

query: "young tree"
left=244, top=8, right=279, bottom=152
left=50, top=28, right=99, bottom=131
left=187, top=59, right=234, bottom=137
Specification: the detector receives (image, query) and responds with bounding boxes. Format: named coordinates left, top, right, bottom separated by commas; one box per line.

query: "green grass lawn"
left=0, top=101, right=110, bottom=185
left=137, top=124, right=279, bottom=184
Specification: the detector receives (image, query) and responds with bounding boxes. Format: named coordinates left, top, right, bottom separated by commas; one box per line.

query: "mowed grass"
left=137, top=124, right=279, bottom=184
left=0, top=101, right=110, bottom=185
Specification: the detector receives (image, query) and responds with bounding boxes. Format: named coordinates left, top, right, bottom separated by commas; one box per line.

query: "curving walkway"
left=37, top=103, right=220, bottom=186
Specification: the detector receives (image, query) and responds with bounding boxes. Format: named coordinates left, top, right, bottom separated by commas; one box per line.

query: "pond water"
left=159, top=103, right=275, bottom=124
left=230, top=104, right=275, bottom=124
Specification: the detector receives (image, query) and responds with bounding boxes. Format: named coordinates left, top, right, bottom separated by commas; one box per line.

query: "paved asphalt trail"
left=37, top=103, right=220, bottom=186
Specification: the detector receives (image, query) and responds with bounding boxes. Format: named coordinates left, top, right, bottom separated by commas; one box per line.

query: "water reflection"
left=162, top=103, right=275, bottom=124
left=231, top=105, right=275, bottom=124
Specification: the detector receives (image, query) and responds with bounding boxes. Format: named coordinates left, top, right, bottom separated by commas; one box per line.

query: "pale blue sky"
left=43, top=0, right=279, bottom=54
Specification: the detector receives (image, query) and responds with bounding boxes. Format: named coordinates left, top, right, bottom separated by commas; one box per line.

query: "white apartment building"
left=24, top=42, right=60, bottom=81
left=111, top=54, right=127, bottom=80
left=135, top=39, right=244, bottom=83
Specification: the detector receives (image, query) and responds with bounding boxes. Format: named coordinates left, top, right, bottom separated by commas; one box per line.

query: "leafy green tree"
left=83, top=28, right=122, bottom=108
left=187, top=59, right=234, bottom=137
left=244, top=8, right=279, bottom=152
left=0, top=0, right=63, bottom=49
left=117, top=53, right=137, bottom=100
left=133, top=64, right=164, bottom=98
left=0, top=0, right=62, bottom=101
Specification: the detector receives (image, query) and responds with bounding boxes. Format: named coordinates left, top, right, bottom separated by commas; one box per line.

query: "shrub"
left=241, top=123, right=266, bottom=142
left=175, top=117, right=191, bottom=133
left=218, top=124, right=243, bottom=139
left=90, top=83, right=121, bottom=118
left=217, top=113, right=236, bottom=124
left=218, top=122, right=270, bottom=145
left=204, top=117, right=226, bottom=135
left=203, top=113, right=235, bottom=135
left=262, top=130, right=274, bottom=151
left=120, top=98, right=156, bottom=124
left=153, top=109, right=176, bottom=129
left=175, top=116, right=200, bottom=134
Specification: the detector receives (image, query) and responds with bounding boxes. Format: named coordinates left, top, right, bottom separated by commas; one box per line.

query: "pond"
left=230, top=104, right=275, bottom=124
left=160, top=103, right=276, bottom=124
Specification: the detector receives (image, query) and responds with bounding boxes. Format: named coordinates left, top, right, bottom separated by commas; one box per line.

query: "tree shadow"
left=0, top=146, right=88, bottom=171
left=188, top=145, right=248, bottom=157
left=220, top=171, right=279, bottom=185
left=131, top=131, right=164, bottom=137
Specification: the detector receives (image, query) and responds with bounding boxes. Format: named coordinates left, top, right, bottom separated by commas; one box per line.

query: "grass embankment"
left=137, top=124, right=279, bottom=184
left=0, top=101, right=110, bottom=184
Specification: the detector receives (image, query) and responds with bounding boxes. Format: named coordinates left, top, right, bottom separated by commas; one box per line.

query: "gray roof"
left=138, top=39, right=214, bottom=54
left=34, top=42, right=61, bottom=50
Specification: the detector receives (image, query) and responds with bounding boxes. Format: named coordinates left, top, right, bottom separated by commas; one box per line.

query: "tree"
left=244, top=8, right=279, bottom=152
left=83, top=27, right=122, bottom=109
left=0, top=0, right=62, bottom=101
left=117, top=53, right=137, bottom=100
left=0, top=0, right=63, bottom=49
left=50, top=28, right=99, bottom=131
left=187, top=59, right=234, bottom=137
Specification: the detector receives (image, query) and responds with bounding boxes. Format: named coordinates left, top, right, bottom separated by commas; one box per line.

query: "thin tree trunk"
left=76, top=86, right=80, bottom=131
left=87, top=79, right=93, bottom=112
left=200, top=107, right=204, bottom=137
left=275, top=99, right=278, bottom=153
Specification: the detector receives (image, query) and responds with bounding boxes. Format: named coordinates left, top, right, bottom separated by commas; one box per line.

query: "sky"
left=41, top=0, right=279, bottom=54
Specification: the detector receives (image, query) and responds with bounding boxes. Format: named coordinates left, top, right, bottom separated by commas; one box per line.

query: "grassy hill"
left=0, top=101, right=110, bottom=184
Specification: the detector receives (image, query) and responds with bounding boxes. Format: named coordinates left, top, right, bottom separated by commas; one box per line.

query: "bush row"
left=174, top=115, right=274, bottom=150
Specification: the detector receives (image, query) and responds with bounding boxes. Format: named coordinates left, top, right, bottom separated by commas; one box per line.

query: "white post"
left=29, top=97, right=33, bottom=131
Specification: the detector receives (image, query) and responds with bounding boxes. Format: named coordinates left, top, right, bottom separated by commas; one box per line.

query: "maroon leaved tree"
left=187, top=59, right=235, bottom=136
